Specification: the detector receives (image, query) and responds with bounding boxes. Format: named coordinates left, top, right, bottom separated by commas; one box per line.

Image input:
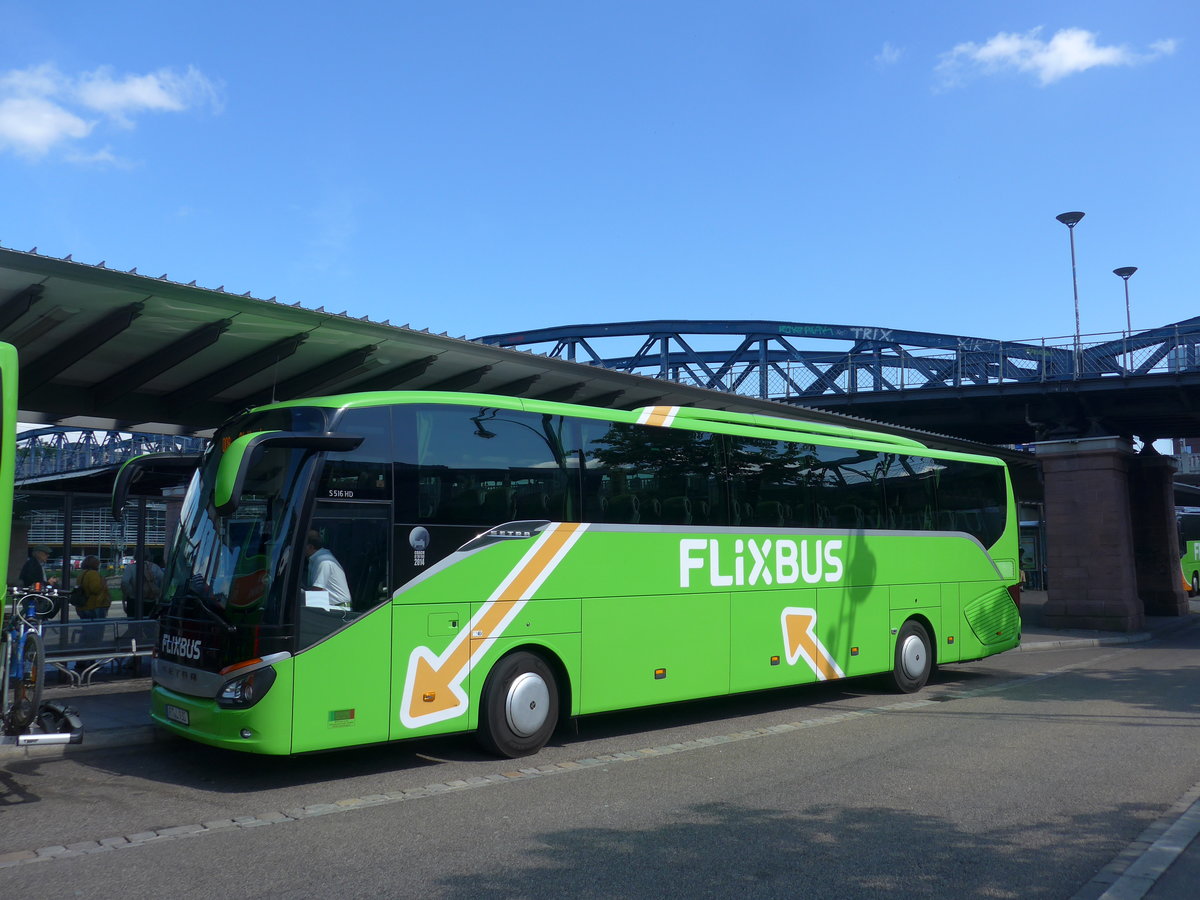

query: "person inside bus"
left=77, top=555, right=112, bottom=619
left=19, top=544, right=55, bottom=588
left=304, top=530, right=351, bottom=610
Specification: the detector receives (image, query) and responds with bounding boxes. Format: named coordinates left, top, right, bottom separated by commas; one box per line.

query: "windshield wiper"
left=183, top=576, right=237, bottom=634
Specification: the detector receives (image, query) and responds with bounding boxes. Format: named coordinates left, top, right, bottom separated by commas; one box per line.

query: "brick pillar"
left=1128, top=447, right=1188, bottom=616
left=1037, top=436, right=1142, bottom=631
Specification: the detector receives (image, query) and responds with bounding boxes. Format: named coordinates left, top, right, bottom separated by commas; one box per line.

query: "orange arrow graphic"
left=780, top=607, right=844, bottom=681
left=401, top=522, right=586, bottom=728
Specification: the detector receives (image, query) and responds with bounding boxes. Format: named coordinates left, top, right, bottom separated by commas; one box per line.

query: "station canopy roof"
left=0, top=245, right=1025, bottom=461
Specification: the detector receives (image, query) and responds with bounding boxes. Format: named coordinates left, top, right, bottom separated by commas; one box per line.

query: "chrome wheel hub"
left=505, top=672, right=549, bottom=737
left=900, top=635, right=926, bottom=680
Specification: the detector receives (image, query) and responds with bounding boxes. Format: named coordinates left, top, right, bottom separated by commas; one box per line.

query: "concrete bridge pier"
left=1036, top=436, right=1187, bottom=631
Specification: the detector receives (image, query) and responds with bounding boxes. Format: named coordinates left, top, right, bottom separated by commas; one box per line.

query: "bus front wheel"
left=477, top=651, right=559, bottom=758
left=890, top=620, right=932, bottom=694
left=1191, top=572, right=1198, bottom=596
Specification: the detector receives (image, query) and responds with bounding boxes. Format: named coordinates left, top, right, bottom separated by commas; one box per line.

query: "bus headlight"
left=217, top=667, right=277, bottom=709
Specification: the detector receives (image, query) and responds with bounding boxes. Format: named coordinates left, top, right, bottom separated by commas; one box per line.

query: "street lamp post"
left=1113, top=266, right=1138, bottom=335
left=1056, top=211, right=1085, bottom=376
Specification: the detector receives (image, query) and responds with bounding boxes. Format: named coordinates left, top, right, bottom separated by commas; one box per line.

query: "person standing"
left=77, top=555, right=112, bottom=619
left=19, top=544, right=54, bottom=588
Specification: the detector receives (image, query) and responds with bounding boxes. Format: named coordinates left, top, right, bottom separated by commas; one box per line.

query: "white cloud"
left=76, top=65, right=220, bottom=126
left=0, top=62, right=220, bottom=159
left=65, top=145, right=134, bottom=169
left=0, top=63, right=69, bottom=98
left=0, top=95, right=91, bottom=157
left=875, top=42, right=903, bottom=67
left=937, top=27, right=1177, bottom=87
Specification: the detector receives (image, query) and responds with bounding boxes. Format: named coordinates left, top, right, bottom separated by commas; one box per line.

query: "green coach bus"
left=144, top=392, right=1021, bottom=757
left=0, top=343, right=13, bottom=573
left=1179, top=513, right=1200, bottom=595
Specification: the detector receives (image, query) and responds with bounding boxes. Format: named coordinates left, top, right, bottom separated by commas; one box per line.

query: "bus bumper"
left=151, top=683, right=294, bottom=755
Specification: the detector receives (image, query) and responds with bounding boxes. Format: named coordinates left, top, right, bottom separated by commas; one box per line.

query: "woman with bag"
left=77, top=555, right=112, bottom=619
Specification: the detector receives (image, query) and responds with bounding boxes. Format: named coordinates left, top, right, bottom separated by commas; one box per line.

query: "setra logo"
left=679, top=538, right=845, bottom=588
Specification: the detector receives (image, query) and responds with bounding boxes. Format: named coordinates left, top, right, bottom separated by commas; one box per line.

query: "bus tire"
left=1191, top=572, right=1198, bottom=596
left=477, top=651, right=559, bottom=758
left=890, top=620, right=932, bottom=694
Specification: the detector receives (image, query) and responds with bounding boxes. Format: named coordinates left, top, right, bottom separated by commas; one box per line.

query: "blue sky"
left=1, top=2, right=1196, bottom=350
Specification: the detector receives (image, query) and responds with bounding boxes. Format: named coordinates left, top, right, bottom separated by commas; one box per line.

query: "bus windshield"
left=163, top=408, right=327, bottom=631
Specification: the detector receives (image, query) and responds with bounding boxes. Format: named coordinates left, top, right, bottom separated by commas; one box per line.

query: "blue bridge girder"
left=475, top=319, right=1200, bottom=401
left=15, top=427, right=206, bottom=482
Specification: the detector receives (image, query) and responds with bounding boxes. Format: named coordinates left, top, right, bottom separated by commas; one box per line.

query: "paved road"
left=3, top=627, right=1200, bottom=899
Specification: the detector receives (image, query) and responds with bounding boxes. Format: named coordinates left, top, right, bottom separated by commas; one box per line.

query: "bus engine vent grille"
left=963, top=588, right=1020, bottom=646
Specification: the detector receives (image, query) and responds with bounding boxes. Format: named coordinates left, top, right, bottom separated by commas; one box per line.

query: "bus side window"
left=582, top=421, right=725, bottom=526
left=934, top=460, right=1006, bottom=546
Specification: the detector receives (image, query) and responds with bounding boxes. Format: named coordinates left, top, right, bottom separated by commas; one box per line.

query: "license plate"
left=165, top=705, right=189, bottom=726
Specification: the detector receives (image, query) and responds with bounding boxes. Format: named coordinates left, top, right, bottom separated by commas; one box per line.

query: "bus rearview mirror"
left=214, top=431, right=363, bottom=515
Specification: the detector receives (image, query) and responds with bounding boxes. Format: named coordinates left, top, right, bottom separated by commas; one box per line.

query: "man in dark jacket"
left=19, top=545, right=52, bottom=588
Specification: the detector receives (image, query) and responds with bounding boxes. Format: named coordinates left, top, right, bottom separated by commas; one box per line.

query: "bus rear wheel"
left=477, top=651, right=559, bottom=758
left=1191, top=572, right=1198, bottom=596
left=890, top=620, right=932, bottom=694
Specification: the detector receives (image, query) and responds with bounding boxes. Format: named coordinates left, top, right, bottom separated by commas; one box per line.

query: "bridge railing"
left=657, top=327, right=1200, bottom=400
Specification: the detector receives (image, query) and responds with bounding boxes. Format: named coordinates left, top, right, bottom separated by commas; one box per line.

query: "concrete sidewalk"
left=1019, top=590, right=1200, bottom=651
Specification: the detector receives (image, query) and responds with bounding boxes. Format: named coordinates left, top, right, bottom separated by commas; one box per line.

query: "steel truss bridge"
left=16, top=427, right=206, bottom=484
left=478, top=318, right=1200, bottom=443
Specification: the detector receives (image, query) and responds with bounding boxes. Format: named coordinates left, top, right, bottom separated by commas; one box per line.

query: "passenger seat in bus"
left=513, top=491, right=548, bottom=521
left=443, top=489, right=483, bottom=525
left=605, top=494, right=640, bottom=524
left=833, top=505, right=864, bottom=529
left=638, top=495, right=662, bottom=524
left=755, top=500, right=786, bottom=527
left=481, top=488, right=516, bottom=524
left=661, top=496, right=692, bottom=526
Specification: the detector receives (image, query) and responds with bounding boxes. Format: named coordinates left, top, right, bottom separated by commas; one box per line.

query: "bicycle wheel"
left=10, top=631, right=45, bottom=731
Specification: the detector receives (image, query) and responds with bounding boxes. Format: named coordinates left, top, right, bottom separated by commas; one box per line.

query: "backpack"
left=142, top=564, right=161, bottom=602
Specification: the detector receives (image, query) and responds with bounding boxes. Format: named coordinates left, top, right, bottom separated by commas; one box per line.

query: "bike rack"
left=1, top=700, right=84, bottom=747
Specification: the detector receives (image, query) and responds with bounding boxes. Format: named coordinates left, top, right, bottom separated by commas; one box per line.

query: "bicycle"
left=1, top=585, right=56, bottom=735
